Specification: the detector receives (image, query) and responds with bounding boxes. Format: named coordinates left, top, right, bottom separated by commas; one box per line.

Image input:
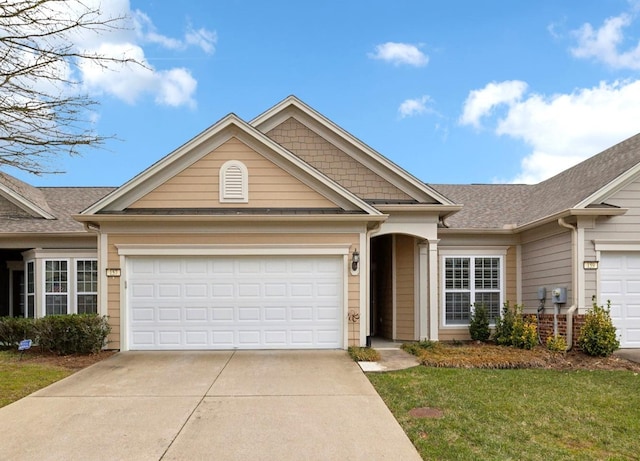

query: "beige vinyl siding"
left=130, top=138, right=336, bottom=209
left=521, top=228, right=572, bottom=312
left=395, top=234, right=415, bottom=341
left=506, top=246, right=517, bottom=303
left=586, top=177, right=640, bottom=306
left=104, top=232, right=360, bottom=350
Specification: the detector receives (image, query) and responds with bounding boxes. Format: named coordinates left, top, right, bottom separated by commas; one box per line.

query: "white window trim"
left=440, top=250, right=506, bottom=328
left=43, top=259, right=70, bottom=316
left=76, top=259, right=98, bottom=315
left=219, top=160, right=248, bottom=203
left=22, top=250, right=99, bottom=317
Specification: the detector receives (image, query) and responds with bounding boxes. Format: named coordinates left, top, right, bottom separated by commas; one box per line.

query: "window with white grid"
left=443, top=256, right=503, bottom=326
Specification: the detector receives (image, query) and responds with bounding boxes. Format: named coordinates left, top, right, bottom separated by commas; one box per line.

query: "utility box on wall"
left=551, top=287, right=567, bottom=304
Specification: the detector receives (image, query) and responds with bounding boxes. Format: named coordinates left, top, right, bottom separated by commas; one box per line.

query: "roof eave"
left=74, top=213, right=389, bottom=224
left=515, top=207, right=628, bottom=233
left=375, top=204, right=463, bottom=218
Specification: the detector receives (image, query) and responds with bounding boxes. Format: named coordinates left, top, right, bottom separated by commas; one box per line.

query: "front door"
left=11, top=270, right=24, bottom=317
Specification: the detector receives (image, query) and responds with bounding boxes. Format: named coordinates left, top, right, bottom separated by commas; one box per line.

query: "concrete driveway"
left=0, top=350, right=421, bottom=461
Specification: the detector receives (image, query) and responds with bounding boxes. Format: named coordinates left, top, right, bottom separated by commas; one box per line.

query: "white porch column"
left=428, top=239, right=440, bottom=340
left=419, top=239, right=439, bottom=341
left=418, top=243, right=428, bottom=340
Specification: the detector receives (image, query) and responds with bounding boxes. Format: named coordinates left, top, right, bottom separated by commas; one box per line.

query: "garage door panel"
left=127, top=255, right=343, bottom=350
left=185, top=307, right=207, bottom=321
left=601, top=253, right=640, bottom=348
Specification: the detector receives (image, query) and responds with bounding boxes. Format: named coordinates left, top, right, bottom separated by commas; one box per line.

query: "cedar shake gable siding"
left=266, top=117, right=415, bottom=203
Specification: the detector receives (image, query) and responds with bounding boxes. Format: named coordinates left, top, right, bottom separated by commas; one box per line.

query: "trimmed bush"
left=578, top=298, right=619, bottom=357
left=36, top=314, right=111, bottom=355
left=493, top=302, right=537, bottom=349
left=347, top=346, right=381, bottom=362
left=469, top=303, right=491, bottom=342
left=493, top=302, right=517, bottom=346
left=546, top=335, right=567, bottom=353
left=0, top=316, right=36, bottom=347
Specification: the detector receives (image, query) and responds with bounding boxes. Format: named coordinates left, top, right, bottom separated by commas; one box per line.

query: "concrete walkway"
left=0, top=350, right=421, bottom=461
left=614, top=348, right=640, bottom=364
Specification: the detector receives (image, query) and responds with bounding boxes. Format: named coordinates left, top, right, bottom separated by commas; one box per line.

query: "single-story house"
left=1, top=96, right=638, bottom=350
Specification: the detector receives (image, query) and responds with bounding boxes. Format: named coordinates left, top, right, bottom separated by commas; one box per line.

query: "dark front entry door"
left=12, top=270, right=24, bottom=317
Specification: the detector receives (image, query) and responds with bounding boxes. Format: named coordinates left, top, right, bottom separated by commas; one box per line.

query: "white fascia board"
left=0, top=183, right=55, bottom=219
left=251, top=96, right=457, bottom=206
left=574, top=162, right=640, bottom=209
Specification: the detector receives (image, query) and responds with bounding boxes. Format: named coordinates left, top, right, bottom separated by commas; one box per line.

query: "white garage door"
left=126, top=255, right=344, bottom=350
left=600, top=253, right=640, bottom=348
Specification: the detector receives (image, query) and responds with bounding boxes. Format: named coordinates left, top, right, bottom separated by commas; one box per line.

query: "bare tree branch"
left=0, top=0, right=140, bottom=175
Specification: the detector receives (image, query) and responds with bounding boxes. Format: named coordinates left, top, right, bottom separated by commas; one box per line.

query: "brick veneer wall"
left=534, top=313, right=586, bottom=349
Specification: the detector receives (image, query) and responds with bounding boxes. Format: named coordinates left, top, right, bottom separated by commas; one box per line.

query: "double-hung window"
left=443, top=254, right=503, bottom=326
left=45, top=260, right=68, bottom=315
left=76, top=260, right=98, bottom=314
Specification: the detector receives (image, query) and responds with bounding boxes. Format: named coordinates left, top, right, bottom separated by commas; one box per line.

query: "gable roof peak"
left=0, top=171, right=55, bottom=219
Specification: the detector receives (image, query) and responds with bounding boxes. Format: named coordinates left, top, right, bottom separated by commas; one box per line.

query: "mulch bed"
left=5, top=346, right=117, bottom=370
left=412, top=342, right=640, bottom=372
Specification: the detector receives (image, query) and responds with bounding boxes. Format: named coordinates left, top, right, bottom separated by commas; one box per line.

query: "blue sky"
left=11, top=0, right=640, bottom=187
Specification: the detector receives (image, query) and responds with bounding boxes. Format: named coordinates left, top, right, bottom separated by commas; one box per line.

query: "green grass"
left=368, top=367, right=640, bottom=461
left=0, top=351, right=72, bottom=408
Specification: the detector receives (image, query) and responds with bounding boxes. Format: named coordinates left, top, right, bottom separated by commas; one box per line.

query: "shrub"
left=493, top=303, right=538, bottom=349
left=0, top=317, right=36, bottom=347
left=469, top=303, right=491, bottom=342
left=578, top=298, right=620, bottom=357
left=402, top=340, right=438, bottom=356
left=348, top=346, right=381, bottom=362
left=512, top=315, right=538, bottom=350
left=493, top=302, right=517, bottom=346
left=36, top=314, right=111, bottom=355
left=546, top=335, right=567, bottom=353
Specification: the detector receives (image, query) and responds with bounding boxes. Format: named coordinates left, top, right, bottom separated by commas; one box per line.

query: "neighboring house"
left=1, top=96, right=639, bottom=350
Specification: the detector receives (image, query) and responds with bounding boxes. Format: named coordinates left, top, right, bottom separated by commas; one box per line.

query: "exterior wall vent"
left=220, top=160, right=248, bottom=203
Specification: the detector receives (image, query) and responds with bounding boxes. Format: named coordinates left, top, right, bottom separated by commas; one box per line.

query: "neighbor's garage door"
left=600, top=253, right=640, bottom=348
left=126, top=255, right=343, bottom=350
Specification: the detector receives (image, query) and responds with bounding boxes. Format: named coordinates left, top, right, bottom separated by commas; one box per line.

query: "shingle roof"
left=0, top=187, right=114, bottom=233
left=428, top=184, right=532, bottom=229
left=430, top=132, right=640, bottom=230
left=0, top=171, right=54, bottom=216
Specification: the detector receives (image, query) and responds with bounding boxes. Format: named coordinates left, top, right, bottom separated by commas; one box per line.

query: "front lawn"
left=0, top=349, right=115, bottom=408
left=368, top=354, right=640, bottom=460
left=0, top=351, right=72, bottom=408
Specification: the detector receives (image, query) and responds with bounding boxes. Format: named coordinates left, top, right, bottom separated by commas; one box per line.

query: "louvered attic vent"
left=219, top=160, right=248, bottom=203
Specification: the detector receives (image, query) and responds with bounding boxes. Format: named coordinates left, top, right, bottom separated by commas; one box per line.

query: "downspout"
left=557, top=218, right=578, bottom=351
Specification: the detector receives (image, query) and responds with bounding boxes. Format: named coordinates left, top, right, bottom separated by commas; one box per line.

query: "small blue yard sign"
left=18, top=339, right=32, bottom=351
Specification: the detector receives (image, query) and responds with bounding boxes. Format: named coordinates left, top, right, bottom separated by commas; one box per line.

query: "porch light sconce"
left=351, top=249, right=360, bottom=275
left=106, top=268, right=121, bottom=277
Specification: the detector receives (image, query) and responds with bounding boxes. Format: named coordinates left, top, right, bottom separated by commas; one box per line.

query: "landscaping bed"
left=402, top=341, right=640, bottom=371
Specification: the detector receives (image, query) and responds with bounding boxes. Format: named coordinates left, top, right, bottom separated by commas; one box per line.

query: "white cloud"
left=185, top=27, right=217, bottom=54
left=398, top=95, right=433, bottom=118
left=571, top=13, right=640, bottom=69
left=132, top=11, right=217, bottom=54
left=52, top=0, right=215, bottom=108
left=459, top=81, right=528, bottom=128
left=462, top=80, right=640, bottom=184
left=368, top=42, right=428, bottom=67
left=79, top=43, right=197, bottom=108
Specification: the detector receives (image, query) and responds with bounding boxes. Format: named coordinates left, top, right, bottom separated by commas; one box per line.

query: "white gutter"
left=557, top=218, right=578, bottom=351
